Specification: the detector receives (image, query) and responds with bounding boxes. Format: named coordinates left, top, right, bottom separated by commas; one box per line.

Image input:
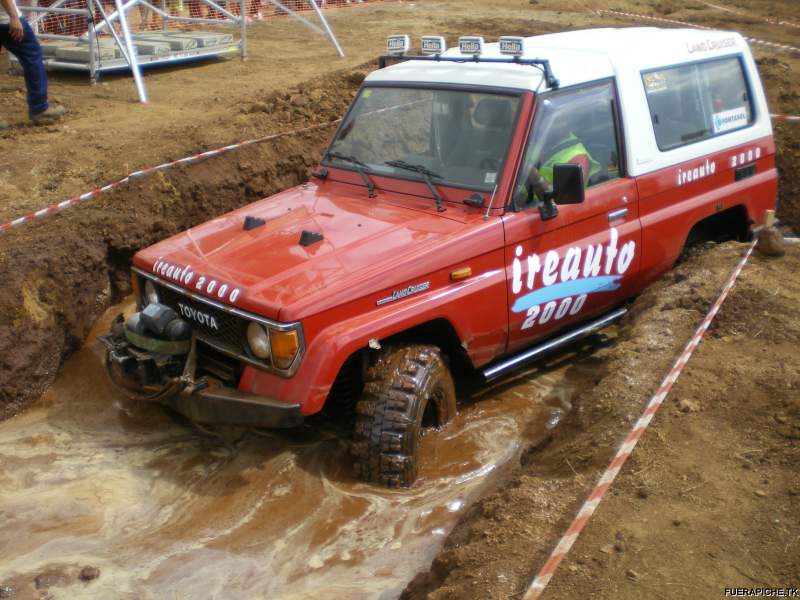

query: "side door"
left=502, top=80, right=642, bottom=353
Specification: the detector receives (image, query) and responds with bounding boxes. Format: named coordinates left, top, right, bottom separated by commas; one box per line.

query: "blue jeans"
left=0, top=18, right=48, bottom=117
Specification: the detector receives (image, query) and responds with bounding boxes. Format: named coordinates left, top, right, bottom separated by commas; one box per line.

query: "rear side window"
left=642, top=56, right=753, bottom=151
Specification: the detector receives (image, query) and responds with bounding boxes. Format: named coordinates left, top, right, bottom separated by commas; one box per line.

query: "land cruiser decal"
left=152, top=258, right=241, bottom=304
left=686, top=36, right=736, bottom=54
left=511, top=228, right=636, bottom=330
left=376, top=281, right=431, bottom=306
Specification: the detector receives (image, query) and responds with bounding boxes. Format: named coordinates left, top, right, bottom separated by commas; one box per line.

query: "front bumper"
left=100, top=324, right=303, bottom=429
left=165, top=379, right=303, bottom=428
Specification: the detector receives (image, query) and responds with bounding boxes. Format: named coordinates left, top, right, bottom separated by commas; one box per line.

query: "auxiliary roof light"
left=458, top=36, right=484, bottom=56
left=387, top=34, right=411, bottom=55
left=499, top=36, right=525, bottom=56
left=420, top=35, right=447, bottom=56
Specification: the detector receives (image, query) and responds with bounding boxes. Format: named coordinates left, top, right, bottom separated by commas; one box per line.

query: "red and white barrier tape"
left=772, top=114, right=800, bottom=122
left=523, top=241, right=756, bottom=600
left=595, top=9, right=800, bottom=54
left=0, top=119, right=341, bottom=234
left=698, top=1, right=800, bottom=30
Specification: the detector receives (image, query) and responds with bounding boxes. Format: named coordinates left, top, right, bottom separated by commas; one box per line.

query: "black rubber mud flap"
left=351, top=344, right=456, bottom=487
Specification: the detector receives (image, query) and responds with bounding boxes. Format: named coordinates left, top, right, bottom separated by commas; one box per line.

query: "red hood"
left=134, top=181, right=500, bottom=321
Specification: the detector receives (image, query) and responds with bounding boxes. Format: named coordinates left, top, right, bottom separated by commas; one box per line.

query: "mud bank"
left=756, top=56, right=800, bottom=233
left=0, top=67, right=367, bottom=420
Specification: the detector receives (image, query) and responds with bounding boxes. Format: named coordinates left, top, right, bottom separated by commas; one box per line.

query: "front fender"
left=239, top=250, right=508, bottom=415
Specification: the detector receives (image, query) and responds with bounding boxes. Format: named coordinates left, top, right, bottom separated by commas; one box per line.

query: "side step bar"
left=482, top=307, right=628, bottom=382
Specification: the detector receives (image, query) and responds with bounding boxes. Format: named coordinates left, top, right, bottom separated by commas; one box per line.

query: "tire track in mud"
left=0, top=299, right=609, bottom=600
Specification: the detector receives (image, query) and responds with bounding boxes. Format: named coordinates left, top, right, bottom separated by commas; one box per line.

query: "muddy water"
left=0, top=300, right=604, bottom=600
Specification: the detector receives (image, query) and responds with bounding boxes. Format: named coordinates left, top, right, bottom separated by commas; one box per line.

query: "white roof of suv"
left=366, top=27, right=772, bottom=177
left=367, top=27, right=748, bottom=91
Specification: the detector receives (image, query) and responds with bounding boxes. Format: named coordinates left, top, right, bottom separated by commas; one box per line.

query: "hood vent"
left=299, top=230, right=324, bottom=247
left=243, top=215, right=266, bottom=231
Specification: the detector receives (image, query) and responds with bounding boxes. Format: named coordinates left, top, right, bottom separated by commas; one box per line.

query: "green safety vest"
left=538, top=133, right=601, bottom=184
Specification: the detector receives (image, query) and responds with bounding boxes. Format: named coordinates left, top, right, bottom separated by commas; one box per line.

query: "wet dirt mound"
left=775, top=121, right=800, bottom=233
left=0, top=65, right=369, bottom=421
left=240, top=71, right=367, bottom=128
left=754, top=55, right=800, bottom=234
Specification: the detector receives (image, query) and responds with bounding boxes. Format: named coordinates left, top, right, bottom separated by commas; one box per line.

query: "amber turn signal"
left=450, top=267, right=472, bottom=281
left=270, top=330, right=300, bottom=369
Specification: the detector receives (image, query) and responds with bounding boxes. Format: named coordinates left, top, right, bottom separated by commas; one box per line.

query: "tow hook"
left=107, top=348, right=132, bottom=365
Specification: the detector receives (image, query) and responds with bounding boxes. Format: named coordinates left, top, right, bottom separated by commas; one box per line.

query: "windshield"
left=325, top=86, right=522, bottom=192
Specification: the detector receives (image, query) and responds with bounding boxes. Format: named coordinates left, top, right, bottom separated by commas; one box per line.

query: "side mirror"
left=552, top=163, right=585, bottom=205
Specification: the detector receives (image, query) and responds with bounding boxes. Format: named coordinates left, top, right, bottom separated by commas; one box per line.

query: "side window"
left=514, top=81, right=621, bottom=209
left=642, top=56, right=754, bottom=151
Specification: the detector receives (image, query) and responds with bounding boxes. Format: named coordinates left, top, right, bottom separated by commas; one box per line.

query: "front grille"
left=197, top=343, right=243, bottom=387
left=157, top=284, right=252, bottom=363
left=134, top=267, right=305, bottom=378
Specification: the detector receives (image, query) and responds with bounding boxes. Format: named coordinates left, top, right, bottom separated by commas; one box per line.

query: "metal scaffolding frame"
left=11, top=0, right=344, bottom=101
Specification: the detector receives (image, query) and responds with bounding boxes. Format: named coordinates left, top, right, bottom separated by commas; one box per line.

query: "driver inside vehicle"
left=516, top=112, right=600, bottom=206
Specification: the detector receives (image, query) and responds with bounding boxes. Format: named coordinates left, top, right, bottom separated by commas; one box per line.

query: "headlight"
left=144, top=280, right=160, bottom=306
left=246, top=322, right=271, bottom=360
left=270, top=330, right=300, bottom=369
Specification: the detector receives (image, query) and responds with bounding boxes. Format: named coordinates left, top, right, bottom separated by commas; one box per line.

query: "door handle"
left=608, top=207, right=628, bottom=222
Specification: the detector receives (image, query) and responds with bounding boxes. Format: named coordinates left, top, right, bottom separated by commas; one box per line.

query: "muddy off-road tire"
left=352, top=345, right=456, bottom=487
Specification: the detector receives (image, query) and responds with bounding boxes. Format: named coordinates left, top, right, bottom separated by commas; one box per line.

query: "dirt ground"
left=404, top=242, right=800, bottom=599
left=1, top=0, right=799, bottom=227
left=0, top=0, right=799, bottom=598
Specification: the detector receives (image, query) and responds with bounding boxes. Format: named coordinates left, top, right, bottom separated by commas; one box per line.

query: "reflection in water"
left=0, top=300, right=601, bottom=600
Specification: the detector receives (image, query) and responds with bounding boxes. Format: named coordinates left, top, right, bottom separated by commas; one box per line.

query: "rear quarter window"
left=642, top=56, right=754, bottom=151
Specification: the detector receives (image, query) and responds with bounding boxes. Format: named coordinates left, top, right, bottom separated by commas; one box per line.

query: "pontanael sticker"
left=713, top=107, right=749, bottom=133
left=511, top=228, right=636, bottom=330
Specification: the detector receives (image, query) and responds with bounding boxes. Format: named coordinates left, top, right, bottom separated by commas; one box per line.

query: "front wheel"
left=351, top=344, right=456, bottom=487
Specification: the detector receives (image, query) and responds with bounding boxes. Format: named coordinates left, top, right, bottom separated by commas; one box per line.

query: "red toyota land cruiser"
left=101, top=29, right=777, bottom=486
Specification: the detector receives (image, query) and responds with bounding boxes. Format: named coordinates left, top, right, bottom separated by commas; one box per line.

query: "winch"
left=99, top=303, right=194, bottom=402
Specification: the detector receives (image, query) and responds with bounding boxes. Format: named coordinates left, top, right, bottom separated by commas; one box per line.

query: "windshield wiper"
left=325, top=151, right=377, bottom=198
left=385, top=160, right=445, bottom=212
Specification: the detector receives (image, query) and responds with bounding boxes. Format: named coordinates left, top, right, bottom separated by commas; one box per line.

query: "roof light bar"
left=458, top=36, right=484, bottom=56
left=499, top=36, right=525, bottom=56
left=421, top=35, right=447, bottom=56
left=387, top=34, right=410, bottom=55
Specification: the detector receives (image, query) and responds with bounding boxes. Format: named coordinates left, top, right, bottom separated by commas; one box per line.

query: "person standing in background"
left=0, top=0, right=65, bottom=128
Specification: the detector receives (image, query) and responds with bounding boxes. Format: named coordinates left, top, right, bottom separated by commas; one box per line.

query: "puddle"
left=0, top=299, right=604, bottom=600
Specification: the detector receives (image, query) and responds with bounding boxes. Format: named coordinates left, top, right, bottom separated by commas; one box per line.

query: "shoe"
left=30, top=105, right=65, bottom=125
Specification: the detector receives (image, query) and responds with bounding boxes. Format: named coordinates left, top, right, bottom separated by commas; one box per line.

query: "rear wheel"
left=351, top=344, right=456, bottom=487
